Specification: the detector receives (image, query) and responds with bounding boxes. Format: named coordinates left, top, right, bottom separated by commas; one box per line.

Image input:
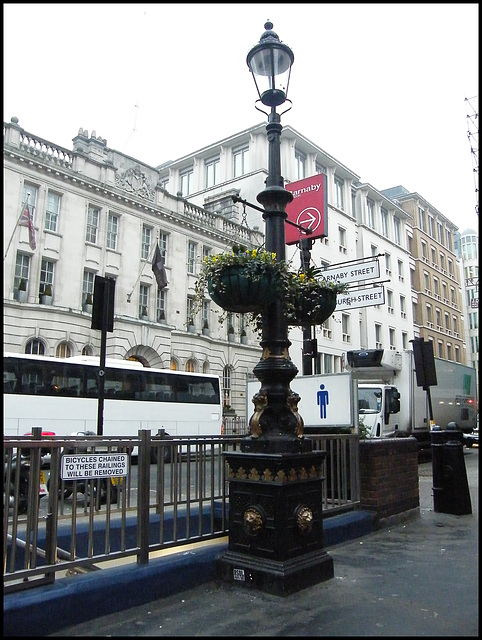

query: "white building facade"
left=3, top=116, right=470, bottom=420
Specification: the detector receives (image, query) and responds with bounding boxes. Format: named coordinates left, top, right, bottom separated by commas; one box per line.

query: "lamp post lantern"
left=216, top=22, right=334, bottom=596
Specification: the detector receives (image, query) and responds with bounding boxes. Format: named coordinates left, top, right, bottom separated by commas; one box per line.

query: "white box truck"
left=246, top=349, right=477, bottom=453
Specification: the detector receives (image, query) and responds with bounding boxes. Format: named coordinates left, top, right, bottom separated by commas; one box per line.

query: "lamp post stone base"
left=216, top=450, right=334, bottom=596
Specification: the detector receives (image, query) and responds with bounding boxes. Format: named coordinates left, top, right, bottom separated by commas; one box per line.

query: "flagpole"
left=3, top=195, right=30, bottom=262
left=126, top=234, right=158, bottom=302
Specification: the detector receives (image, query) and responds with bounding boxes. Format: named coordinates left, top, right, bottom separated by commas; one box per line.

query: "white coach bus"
left=3, top=353, right=222, bottom=444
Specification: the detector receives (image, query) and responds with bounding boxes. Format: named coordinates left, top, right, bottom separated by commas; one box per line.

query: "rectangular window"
left=159, top=177, right=169, bottom=191
left=438, top=341, right=444, bottom=358
left=450, top=287, right=456, bottom=304
left=106, top=213, right=119, bottom=250
left=187, top=296, right=195, bottom=326
left=316, top=162, right=326, bottom=174
left=402, top=332, right=408, bottom=349
left=446, top=343, right=452, bottom=361
left=431, top=246, right=437, bottom=265
left=367, top=198, right=375, bottom=229
left=338, top=227, right=347, bottom=254
left=180, top=168, right=193, bottom=196
left=393, top=218, right=401, bottom=245
left=375, top=323, right=382, bottom=349
left=453, top=316, right=458, bottom=334
left=82, top=270, right=95, bottom=305
left=141, top=225, right=152, bottom=260
left=387, top=289, right=394, bottom=314
left=341, top=313, right=350, bottom=342
left=436, top=309, right=442, bottom=328
left=447, top=259, right=454, bottom=276
left=295, top=151, right=306, bottom=180
left=187, top=241, right=196, bottom=274
left=418, top=207, right=426, bottom=232
left=385, top=253, right=391, bottom=276
left=389, top=328, right=396, bottom=350
left=427, top=215, right=434, bottom=237
left=381, top=207, right=388, bottom=236
left=445, top=229, right=452, bottom=251
left=334, top=177, right=344, bottom=210
left=426, top=304, right=433, bottom=324
left=421, top=241, right=428, bottom=259
left=400, top=295, right=406, bottom=318
left=444, top=312, right=450, bottom=330
left=45, top=191, right=60, bottom=232
left=157, top=288, right=166, bottom=322
left=440, top=253, right=446, bottom=272
left=433, top=277, right=440, bottom=297
left=205, top=156, right=220, bottom=188
left=22, top=183, right=38, bottom=222
left=14, top=252, right=30, bottom=291
left=437, top=222, right=443, bottom=244
left=86, top=205, right=99, bottom=243
left=139, top=284, right=149, bottom=318
left=202, top=300, right=210, bottom=328
left=233, top=146, right=249, bottom=177
left=398, top=259, right=404, bottom=282
left=39, top=258, right=54, bottom=296
left=371, top=244, right=378, bottom=257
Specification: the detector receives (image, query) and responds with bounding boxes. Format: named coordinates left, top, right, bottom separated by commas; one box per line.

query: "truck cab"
left=358, top=384, right=401, bottom=438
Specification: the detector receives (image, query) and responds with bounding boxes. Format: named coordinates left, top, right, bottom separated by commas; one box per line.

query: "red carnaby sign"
left=285, top=174, right=327, bottom=245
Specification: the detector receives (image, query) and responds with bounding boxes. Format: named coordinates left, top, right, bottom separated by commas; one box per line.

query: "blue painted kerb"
left=4, top=510, right=373, bottom=637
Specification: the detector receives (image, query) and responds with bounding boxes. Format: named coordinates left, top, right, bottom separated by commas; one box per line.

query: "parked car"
left=463, top=427, right=479, bottom=448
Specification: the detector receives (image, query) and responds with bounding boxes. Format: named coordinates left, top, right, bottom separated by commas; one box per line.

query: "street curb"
left=4, top=510, right=374, bottom=637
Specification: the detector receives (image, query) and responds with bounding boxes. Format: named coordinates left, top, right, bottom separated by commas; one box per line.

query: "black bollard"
left=431, top=425, right=472, bottom=515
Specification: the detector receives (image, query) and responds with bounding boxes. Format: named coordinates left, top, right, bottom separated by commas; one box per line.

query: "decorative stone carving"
left=115, top=164, right=155, bottom=201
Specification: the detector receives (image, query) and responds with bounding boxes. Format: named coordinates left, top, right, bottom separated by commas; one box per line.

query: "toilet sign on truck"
left=246, top=372, right=357, bottom=432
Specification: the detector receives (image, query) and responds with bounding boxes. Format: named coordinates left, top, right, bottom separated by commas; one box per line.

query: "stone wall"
left=359, top=437, right=419, bottom=521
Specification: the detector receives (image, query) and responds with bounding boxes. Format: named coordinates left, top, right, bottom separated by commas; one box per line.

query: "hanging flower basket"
left=287, top=286, right=337, bottom=326
left=207, top=264, right=277, bottom=313
left=194, top=244, right=286, bottom=316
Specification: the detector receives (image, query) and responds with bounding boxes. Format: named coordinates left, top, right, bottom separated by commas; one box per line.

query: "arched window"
left=203, top=361, right=210, bottom=374
left=25, top=339, right=45, bottom=355
left=56, top=342, right=71, bottom=358
left=170, top=358, right=178, bottom=371
left=186, top=359, right=196, bottom=372
left=82, top=345, right=94, bottom=356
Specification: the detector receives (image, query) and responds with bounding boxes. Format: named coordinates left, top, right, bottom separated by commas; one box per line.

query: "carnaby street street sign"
left=322, top=258, right=380, bottom=285
left=285, top=174, right=327, bottom=245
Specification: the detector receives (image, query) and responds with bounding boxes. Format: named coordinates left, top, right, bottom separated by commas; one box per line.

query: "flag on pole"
left=19, top=200, right=36, bottom=251
left=152, top=243, right=168, bottom=289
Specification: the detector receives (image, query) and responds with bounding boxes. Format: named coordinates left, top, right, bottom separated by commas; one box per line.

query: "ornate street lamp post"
left=216, top=22, right=334, bottom=595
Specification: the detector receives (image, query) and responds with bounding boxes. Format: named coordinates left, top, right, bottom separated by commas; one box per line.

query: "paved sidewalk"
left=45, top=449, right=478, bottom=637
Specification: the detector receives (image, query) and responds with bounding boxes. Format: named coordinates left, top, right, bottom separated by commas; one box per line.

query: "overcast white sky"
left=4, top=3, right=479, bottom=232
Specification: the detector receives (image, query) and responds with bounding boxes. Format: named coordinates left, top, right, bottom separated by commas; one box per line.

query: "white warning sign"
left=61, top=453, right=129, bottom=480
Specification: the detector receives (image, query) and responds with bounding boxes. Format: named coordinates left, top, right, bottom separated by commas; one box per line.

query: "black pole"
left=242, top=108, right=310, bottom=454
left=300, top=238, right=313, bottom=376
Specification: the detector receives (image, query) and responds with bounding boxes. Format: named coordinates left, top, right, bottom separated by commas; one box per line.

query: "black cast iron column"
left=241, top=109, right=311, bottom=455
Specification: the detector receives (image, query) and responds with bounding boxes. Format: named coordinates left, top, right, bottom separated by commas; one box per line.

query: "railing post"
left=137, top=429, right=150, bottom=565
